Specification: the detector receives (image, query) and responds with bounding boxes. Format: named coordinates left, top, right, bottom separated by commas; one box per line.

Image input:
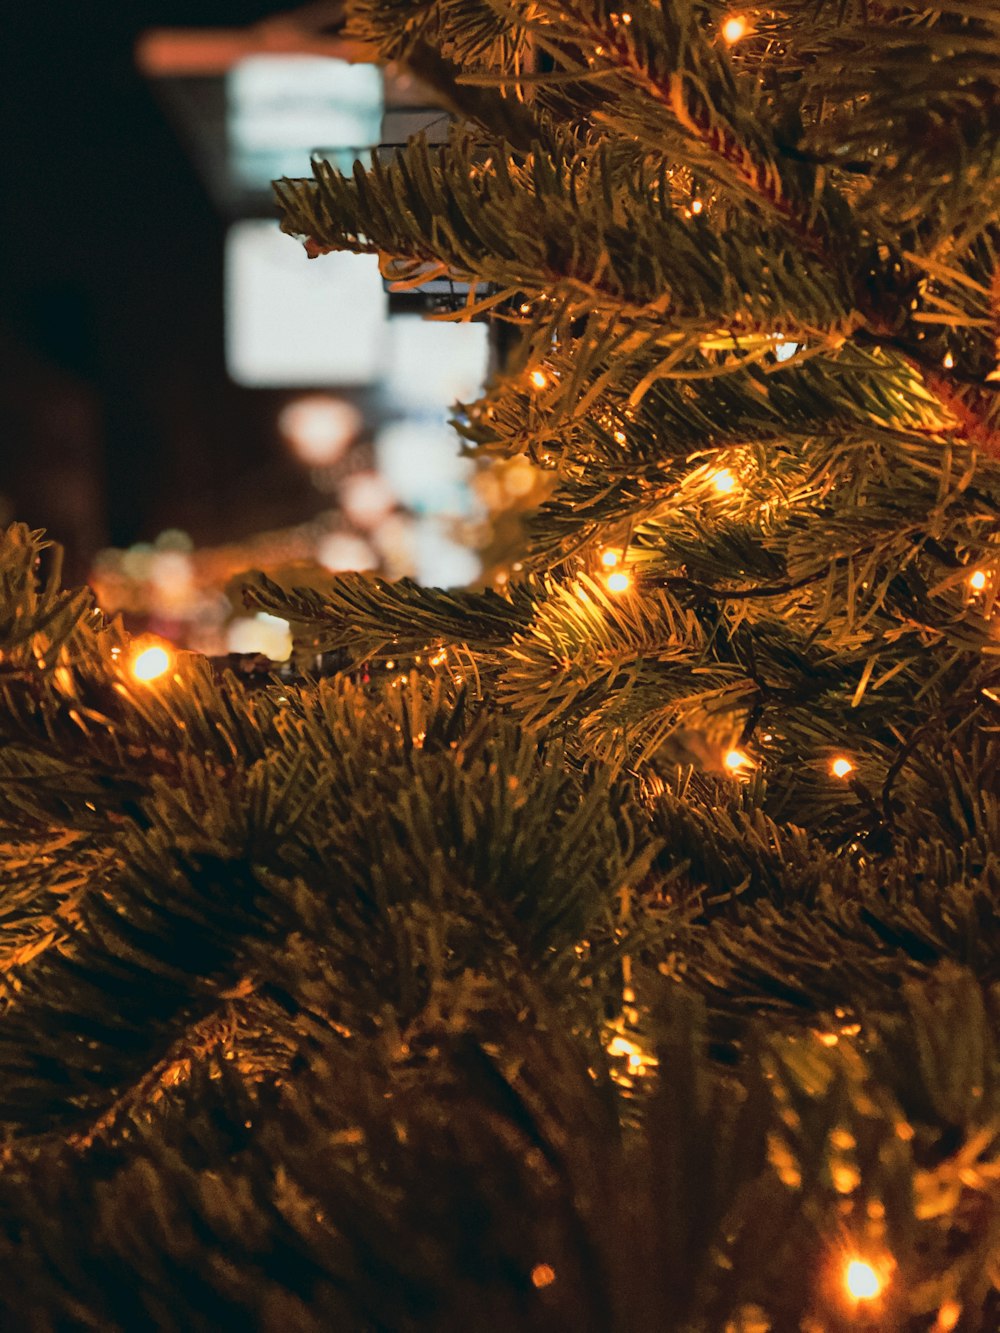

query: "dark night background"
left=0, top=1, right=312, bottom=582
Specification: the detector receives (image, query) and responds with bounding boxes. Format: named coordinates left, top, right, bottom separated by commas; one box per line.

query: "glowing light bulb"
left=530, top=369, right=548, bottom=389
left=131, top=645, right=172, bottom=682
left=722, top=14, right=749, bottom=43
left=844, top=1259, right=882, bottom=1302
left=935, top=1300, right=962, bottom=1332
left=943, top=351, right=955, bottom=369
left=531, top=1264, right=556, bottom=1289
left=690, top=198, right=703, bottom=214
left=606, top=571, right=631, bottom=593
left=969, top=569, right=987, bottom=591
left=614, top=429, right=627, bottom=445
left=711, top=467, right=736, bottom=494
left=831, top=757, right=854, bottom=778
left=724, top=749, right=750, bottom=771
left=601, top=550, right=620, bottom=568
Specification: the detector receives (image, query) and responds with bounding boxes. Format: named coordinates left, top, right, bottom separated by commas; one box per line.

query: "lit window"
left=225, top=220, right=387, bottom=386
left=227, top=56, right=382, bottom=189
left=226, top=612, right=293, bottom=658
left=382, top=317, right=489, bottom=410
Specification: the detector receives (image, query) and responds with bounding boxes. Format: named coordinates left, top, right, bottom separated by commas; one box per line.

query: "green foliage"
left=5, top=0, right=1000, bottom=1325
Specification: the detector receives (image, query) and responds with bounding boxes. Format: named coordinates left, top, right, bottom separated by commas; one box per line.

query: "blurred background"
left=0, top=1, right=520, bottom=657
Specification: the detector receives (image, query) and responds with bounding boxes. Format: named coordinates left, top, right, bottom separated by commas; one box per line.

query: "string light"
left=831, top=756, right=854, bottom=778
left=711, top=467, right=736, bottom=494
left=844, top=1259, right=883, bottom=1302
left=614, top=429, right=627, bottom=445
left=721, top=14, right=749, bottom=44
left=531, top=1264, right=556, bottom=1289
left=606, top=1032, right=658, bottom=1075
left=935, top=1300, right=962, bottom=1332
left=530, top=369, right=548, bottom=389
left=690, top=198, right=704, bottom=215
left=130, top=645, right=172, bottom=682
left=969, top=569, right=987, bottom=591
left=942, top=351, right=955, bottom=370
left=606, top=571, right=631, bottom=593
left=724, top=749, right=751, bottom=771
left=601, top=550, right=620, bottom=568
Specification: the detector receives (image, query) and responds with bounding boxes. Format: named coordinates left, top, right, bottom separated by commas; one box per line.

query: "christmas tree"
left=3, top=1, right=1000, bottom=1328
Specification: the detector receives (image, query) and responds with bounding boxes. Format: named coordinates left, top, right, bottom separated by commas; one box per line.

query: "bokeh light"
left=278, top=395, right=362, bottom=466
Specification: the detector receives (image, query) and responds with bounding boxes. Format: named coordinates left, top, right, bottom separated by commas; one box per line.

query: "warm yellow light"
left=531, top=1264, right=556, bottom=1289
left=935, top=1300, right=962, bottom=1332
left=724, top=749, right=750, bottom=771
left=131, top=645, right=172, bottom=682
left=969, top=569, right=987, bottom=591
left=530, top=369, right=548, bottom=389
left=722, top=14, right=749, bottom=44
left=844, top=1259, right=882, bottom=1302
left=831, top=757, right=854, bottom=778
left=614, top=429, right=627, bottom=445
left=943, top=351, right=955, bottom=370
left=690, top=198, right=704, bottom=214
left=606, top=571, right=631, bottom=593
left=711, top=467, right=736, bottom=494
left=601, top=550, right=620, bottom=568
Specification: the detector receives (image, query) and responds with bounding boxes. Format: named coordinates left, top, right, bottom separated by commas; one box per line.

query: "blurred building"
left=0, top=3, right=492, bottom=648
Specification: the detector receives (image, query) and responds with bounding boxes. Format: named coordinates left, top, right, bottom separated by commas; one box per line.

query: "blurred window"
left=227, top=55, right=382, bottom=187
left=225, top=220, right=387, bottom=386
